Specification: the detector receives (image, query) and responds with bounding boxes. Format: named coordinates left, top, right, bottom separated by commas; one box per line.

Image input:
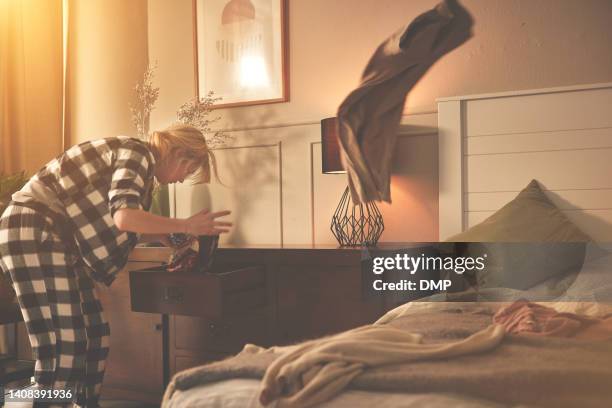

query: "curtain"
left=0, top=0, right=64, bottom=355
left=0, top=0, right=64, bottom=175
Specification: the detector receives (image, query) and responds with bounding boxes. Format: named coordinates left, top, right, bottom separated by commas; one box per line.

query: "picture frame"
left=193, top=0, right=289, bottom=109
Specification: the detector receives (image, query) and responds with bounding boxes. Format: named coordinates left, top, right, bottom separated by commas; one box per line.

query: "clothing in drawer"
left=129, top=264, right=267, bottom=319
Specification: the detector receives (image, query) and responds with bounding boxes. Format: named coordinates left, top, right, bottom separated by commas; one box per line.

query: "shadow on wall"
left=545, top=189, right=610, bottom=242
left=191, top=107, right=282, bottom=245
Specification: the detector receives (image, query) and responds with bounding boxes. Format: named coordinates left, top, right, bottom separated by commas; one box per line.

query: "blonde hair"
left=148, top=124, right=220, bottom=184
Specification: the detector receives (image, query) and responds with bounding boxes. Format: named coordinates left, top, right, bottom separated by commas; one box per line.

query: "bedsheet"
left=163, top=301, right=612, bottom=408
left=164, top=378, right=507, bottom=408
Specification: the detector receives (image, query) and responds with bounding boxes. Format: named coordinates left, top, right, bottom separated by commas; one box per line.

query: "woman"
left=0, top=125, right=231, bottom=407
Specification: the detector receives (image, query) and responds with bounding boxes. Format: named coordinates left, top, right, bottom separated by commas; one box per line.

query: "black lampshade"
left=321, top=117, right=345, bottom=174
left=321, top=116, right=384, bottom=247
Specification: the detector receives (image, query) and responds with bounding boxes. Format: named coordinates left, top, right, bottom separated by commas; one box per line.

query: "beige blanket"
left=162, top=305, right=612, bottom=407
left=256, top=323, right=503, bottom=407
left=337, top=0, right=473, bottom=204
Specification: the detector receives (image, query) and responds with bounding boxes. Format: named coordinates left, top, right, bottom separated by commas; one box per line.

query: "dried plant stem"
left=130, top=63, right=160, bottom=139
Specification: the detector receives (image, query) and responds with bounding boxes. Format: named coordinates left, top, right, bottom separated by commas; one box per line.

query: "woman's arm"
left=113, top=208, right=231, bottom=235
left=114, top=209, right=187, bottom=234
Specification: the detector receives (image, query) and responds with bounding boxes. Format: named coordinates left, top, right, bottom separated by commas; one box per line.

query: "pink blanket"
left=494, top=300, right=612, bottom=341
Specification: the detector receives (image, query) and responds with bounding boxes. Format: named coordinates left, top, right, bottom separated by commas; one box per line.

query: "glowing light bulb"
left=239, top=55, right=269, bottom=88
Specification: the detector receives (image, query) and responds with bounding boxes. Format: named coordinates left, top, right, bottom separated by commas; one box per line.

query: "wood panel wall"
left=438, top=83, right=612, bottom=241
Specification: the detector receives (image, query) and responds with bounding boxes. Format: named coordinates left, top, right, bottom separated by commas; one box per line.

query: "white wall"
left=65, top=0, right=148, bottom=145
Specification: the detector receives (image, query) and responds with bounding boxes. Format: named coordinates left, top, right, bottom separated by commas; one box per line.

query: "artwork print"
left=194, top=0, right=288, bottom=108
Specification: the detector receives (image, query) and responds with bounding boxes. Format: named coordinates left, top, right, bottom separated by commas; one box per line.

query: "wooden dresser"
left=100, top=244, right=437, bottom=403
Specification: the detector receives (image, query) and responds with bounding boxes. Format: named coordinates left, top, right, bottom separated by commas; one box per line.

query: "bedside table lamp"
left=321, top=117, right=384, bottom=247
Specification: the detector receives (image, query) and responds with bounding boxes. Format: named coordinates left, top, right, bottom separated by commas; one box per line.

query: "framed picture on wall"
left=193, top=0, right=289, bottom=108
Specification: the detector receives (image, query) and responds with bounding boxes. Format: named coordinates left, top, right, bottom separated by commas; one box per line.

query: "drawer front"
left=276, top=264, right=384, bottom=343
left=173, top=311, right=269, bottom=353
left=130, top=265, right=267, bottom=318
left=101, top=261, right=164, bottom=396
left=129, top=247, right=171, bottom=262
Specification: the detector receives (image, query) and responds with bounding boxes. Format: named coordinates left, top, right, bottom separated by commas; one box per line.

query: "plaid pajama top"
left=12, top=136, right=156, bottom=286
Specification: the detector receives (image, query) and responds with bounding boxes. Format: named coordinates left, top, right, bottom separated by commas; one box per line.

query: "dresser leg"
left=162, top=313, right=169, bottom=388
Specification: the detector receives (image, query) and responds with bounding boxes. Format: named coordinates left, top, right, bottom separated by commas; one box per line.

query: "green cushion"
left=448, top=179, right=590, bottom=242
left=445, top=180, right=591, bottom=290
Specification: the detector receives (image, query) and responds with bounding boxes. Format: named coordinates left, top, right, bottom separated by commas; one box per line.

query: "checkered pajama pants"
left=0, top=203, right=110, bottom=407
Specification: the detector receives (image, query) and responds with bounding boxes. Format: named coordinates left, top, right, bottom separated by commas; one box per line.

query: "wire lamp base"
left=330, top=186, right=384, bottom=247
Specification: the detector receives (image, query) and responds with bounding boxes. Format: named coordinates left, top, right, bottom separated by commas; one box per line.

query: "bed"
left=161, top=82, right=612, bottom=407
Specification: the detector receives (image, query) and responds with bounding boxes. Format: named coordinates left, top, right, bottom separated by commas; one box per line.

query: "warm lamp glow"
left=239, top=55, right=269, bottom=88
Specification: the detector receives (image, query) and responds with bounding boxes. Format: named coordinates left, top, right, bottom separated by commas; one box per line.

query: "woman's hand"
left=182, top=209, right=232, bottom=236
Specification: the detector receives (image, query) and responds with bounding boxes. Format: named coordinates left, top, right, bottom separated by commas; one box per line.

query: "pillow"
left=449, top=180, right=590, bottom=242
left=563, top=245, right=612, bottom=299
left=445, top=180, right=591, bottom=291
left=533, top=245, right=612, bottom=316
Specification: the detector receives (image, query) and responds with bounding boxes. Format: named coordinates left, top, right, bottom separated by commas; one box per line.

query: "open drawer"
left=129, top=264, right=268, bottom=319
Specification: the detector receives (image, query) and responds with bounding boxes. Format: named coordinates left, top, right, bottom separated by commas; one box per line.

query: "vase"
left=150, top=184, right=170, bottom=216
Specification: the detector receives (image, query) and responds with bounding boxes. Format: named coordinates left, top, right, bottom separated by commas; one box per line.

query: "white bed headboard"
left=437, top=82, right=612, bottom=242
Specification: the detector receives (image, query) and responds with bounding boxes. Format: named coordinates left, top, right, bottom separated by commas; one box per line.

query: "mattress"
left=165, top=378, right=505, bottom=408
